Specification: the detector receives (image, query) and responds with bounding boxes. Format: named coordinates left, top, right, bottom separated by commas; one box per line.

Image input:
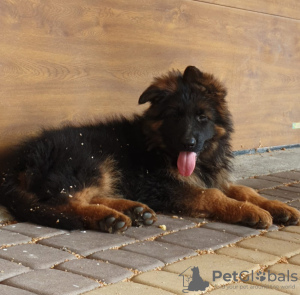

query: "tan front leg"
left=174, top=187, right=272, bottom=228
left=224, top=184, right=300, bottom=226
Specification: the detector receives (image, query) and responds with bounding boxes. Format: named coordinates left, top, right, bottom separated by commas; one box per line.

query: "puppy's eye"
left=196, top=114, right=208, bottom=122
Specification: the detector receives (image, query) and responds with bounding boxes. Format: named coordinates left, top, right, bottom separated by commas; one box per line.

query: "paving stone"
left=288, top=254, right=300, bottom=265
left=208, top=282, right=286, bottom=294
left=267, top=263, right=300, bottom=279
left=260, top=193, right=290, bottom=203
left=156, top=227, right=241, bottom=251
left=122, top=226, right=165, bottom=240
left=39, top=230, right=135, bottom=256
left=2, top=269, right=99, bottom=295
left=278, top=186, right=300, bottom=194
left=283, top=226, right=300, bottom=235
left=89, top=249, right=164, bottom=271
left=132, top=270, right=211, bottom=294
left=238, top=236, right=300, bottom=258
left=270, top=171, right=300, bottom=181
left=180, top=216, right=207, bottom=224
left=216, top=247, right=280, bottom=265
left=2, top=222, right=66, bottom=238
left=122, top=215, right=197, bottom=240
left=0, top=229, right=31, bottom=247
left=266, top=224, right=279, bottom=232
left=265, top=230, right=300, bottom=244
left=122, top=240, right=197, bottom=264
left=288, top=201, right=300, bottom=209
left=82, top=282, right=175, bottom=295
left=0, top=244, right=75, bottom=269
left=0, top=285, right=37, bottom=295
left=256, top=175, right=292, bottom=184
left=258, top=189, right=300, bottom=200
left=0, top=258, right=31, bottom=282
left=202, top=222, right=261, bottom=237
left=235, top=178, right=281, bottom=190
left=155, top=215, right=197, bottom=231
left=163, top=253, right=259, bottom=286
left=56, top=259, right=133, bottom=284
left=246, top=276, right=300, bottom=294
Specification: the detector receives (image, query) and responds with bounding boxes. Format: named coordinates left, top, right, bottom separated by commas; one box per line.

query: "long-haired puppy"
left=1, top=66, right=299, bottom=232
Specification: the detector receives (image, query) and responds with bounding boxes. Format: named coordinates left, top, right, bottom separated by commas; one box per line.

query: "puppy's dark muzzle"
left=181, top=137, right=196, bottom=150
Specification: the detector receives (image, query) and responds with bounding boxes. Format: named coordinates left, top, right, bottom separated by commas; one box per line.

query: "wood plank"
left=196, top=0, right=300, bottom=20
left=0, top=0, right=299, bottom=161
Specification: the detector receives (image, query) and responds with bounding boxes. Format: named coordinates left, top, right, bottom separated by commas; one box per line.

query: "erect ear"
left=183, top=66, right=203, bottom=83
left=138, top=85, right=169, bottom=105
left=138, top=70, right=180, bottom=105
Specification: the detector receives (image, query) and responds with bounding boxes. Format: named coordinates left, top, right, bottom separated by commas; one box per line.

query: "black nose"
left=182, top=137, right=196, bottom=149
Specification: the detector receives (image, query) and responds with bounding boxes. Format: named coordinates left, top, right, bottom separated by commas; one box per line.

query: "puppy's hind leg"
left=90, top=196, right=157, bottom=227
left=1, top=189, right=86, bottom=230
left=60, top=200, right=132, bottom=233
left=65, top=188, right=155, bottom=233
left=2, top=187, right=131, bottom=233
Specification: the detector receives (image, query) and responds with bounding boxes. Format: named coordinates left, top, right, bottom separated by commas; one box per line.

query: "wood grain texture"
left=196, top=0, right=300, bottom=20
left=0, top=0, right=299, bottom=162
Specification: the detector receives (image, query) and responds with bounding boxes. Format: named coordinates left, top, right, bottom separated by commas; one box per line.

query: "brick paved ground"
left=0, top=170, right=299, bottom=295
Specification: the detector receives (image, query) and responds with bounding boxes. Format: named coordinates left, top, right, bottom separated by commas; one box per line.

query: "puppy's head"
left=139, top=66, right=233, bottom=177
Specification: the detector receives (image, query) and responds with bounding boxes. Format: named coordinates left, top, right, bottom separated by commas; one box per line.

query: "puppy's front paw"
left=262, top=200, right=300, bottom=226
left=240, top=204, right=272, bottom=229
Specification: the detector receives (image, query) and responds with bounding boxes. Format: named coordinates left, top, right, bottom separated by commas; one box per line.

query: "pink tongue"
left=177, top=152, right=197, bottom=177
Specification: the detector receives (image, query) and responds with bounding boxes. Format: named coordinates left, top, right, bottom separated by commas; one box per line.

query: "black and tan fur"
left=1, top=66, right=299, bottom=233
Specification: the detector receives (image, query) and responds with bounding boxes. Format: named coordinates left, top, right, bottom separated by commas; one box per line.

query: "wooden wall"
left=0, top=0, right=299, bottom=162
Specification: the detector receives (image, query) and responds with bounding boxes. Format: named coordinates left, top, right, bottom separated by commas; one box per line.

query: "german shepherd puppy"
left=1, top=66, right=299, bottom=233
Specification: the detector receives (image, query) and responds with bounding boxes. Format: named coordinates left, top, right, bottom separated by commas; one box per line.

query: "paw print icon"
left=256, top=271, right=266, bottom=282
